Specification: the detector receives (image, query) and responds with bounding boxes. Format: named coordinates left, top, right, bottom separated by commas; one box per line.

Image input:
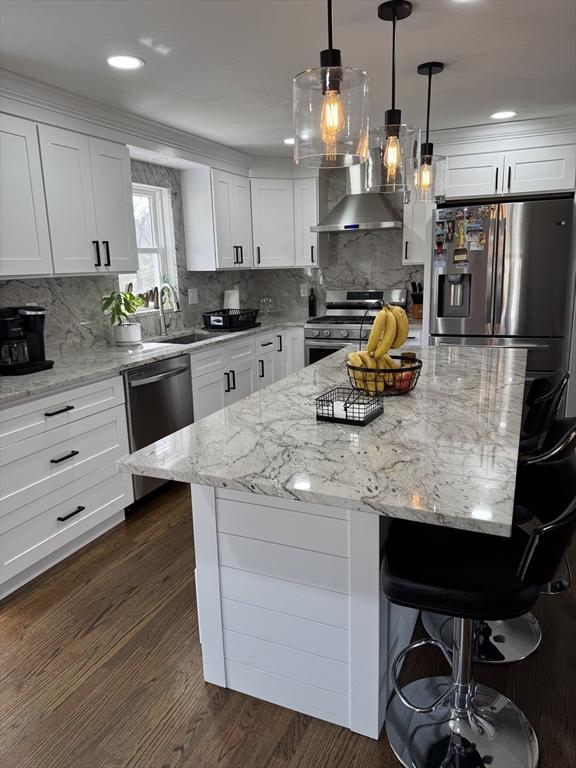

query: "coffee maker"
left=0, top=306, right=54, bottom=375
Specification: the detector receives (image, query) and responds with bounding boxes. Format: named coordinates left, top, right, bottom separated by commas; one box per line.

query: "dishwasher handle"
left=128, top=365, right=189, bottom=388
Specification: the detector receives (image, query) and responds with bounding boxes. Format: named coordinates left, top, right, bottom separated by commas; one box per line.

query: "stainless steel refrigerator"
left=429, top=196, right=574, bottom=375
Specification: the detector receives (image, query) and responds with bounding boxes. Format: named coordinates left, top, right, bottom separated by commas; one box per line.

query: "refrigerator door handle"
left=493, top=207, right=507, bottom=333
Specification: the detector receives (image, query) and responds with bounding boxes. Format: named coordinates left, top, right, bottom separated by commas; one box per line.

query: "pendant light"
left=293, top=0, right=369, bottom=167
left=414, top=62, right=447, bottom=202
left=367, top=0, right=419, bottom=194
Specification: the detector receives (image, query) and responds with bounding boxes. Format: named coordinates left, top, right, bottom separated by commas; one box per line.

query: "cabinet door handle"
left=230, top=369, right=236, bottom=390
left=507, top=166, right=512, bottom=192
left=259, top=359, right=264, bottom=378
left=311, top=245, right=315, bottom=263
left=256, top=246, right=261, bottom=265
left=57, top=505, right=85, bottom=522
left=93, top=240, right=101, bottom=267
left=50, top=450, right=79, bottom=465
left=233, top=246, right=238, bottom=265
left=404, top=242, right=409, bottom=260
left=224, top=372, right=230, bottom=392
left=277, top=334, right=283, bottom=352
left=103, top=240, right=111, bottom=266
left=495, top=166, right=499, bottom=193
left=45, top=405, right=74, bottom=417
left=239, top=246, right=244, bottom=264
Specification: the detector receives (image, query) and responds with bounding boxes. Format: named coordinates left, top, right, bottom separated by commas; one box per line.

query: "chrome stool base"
left=386, top=676, right=539, bottom=768
left=421, top=611, right=542, bottom=664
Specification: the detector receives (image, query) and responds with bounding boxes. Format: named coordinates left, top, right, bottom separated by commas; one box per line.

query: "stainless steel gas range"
left=304, top=289, right=408, bottom=366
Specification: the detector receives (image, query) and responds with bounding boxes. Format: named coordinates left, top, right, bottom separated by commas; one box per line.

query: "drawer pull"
left=57, top=505, right=85, bottom=522
left=261, top=341, right=273, bottom=347
left=44, top=405, right=75, bottom=417
left=50, top=450, right=79, bottom=465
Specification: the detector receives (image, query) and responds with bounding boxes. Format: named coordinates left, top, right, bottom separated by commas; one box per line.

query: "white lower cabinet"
left=190, top=328, right=305, bottom=420
left=279, top=327, right=305, bottom=378
left=0, top=376, right=132, bottom=597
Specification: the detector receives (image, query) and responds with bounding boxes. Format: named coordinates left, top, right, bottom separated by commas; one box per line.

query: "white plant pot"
left=113, top=322, right=142, bottom=346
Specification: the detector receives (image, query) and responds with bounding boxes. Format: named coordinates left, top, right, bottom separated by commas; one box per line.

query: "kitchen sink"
left=162, top=332, right=214, bottom=345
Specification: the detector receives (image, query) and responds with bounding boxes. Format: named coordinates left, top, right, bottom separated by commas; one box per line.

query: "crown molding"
left=432, top=114, right=576, bottom=149
left=0, top=69, right=254, bottom=173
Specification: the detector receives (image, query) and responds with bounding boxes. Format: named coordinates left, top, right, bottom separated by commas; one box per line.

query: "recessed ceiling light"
left=107, top=55, right=145, bottom=70
left=283, top=137, right=295, bottom=145
left=490, top=110, right=517, bottom=120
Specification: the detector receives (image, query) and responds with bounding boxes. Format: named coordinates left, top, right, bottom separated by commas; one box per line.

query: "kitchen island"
left=119, top=344, right=527, bottom=738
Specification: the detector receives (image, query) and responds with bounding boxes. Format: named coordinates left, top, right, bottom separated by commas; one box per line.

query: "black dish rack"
left=202, top=308, right=259, bottom=331
left=316, top=387, right=384, bottom=426
left=346, top=354, right=423, bottom=396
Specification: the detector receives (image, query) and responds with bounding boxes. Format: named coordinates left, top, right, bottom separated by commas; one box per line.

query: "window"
left=119, top=183, right=178, bottom=302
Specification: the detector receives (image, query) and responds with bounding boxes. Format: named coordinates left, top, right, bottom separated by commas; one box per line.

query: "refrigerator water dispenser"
left=437, top=274, right=471, bottom=318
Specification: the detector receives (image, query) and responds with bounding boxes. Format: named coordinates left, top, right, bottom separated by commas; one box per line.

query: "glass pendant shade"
left=413, top=152, right=447, bottom=202
left=366, top=123, right=420, bottom=194
left=293, top=66, right=369, bottom=167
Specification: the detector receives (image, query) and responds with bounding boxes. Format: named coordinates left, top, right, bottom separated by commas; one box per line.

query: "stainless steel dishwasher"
left=124, top=355, right=194, bottom=501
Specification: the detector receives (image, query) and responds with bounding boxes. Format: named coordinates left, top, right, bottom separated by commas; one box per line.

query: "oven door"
left=305, top=339, right=350, bottom=366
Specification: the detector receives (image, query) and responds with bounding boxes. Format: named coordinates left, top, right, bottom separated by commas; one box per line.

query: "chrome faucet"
left=158, top=282, right=178, bottom=336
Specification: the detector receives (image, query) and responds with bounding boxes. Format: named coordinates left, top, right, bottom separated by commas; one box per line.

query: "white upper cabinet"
left=251, top=179, right=295, bottom=268
left=294, top=178, right=319, bottom=268
left=445, top=153, right=505, bottom=199
left=505, top=145, right=576, bottom=194
left=38, top=125, right=137, bottom=274
left=229, top=174, right=253, bottom=268
left=0, top=115, right=53, bottom=277
left=211, top=170, right=235, bottom=269
left=89, top=138, right=138, bottom=272
left=445, top=145, right=575, bottom=199
left=38, top=125, right=97, bottom=274
left=184, top=168, right=253, bottom=270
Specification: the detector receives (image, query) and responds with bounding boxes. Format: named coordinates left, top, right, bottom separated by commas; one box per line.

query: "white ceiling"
left=1, top=0, right=575, bottom=158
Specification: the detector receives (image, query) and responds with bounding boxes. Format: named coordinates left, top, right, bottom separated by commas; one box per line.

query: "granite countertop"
left=0, top=319, right=304, bottom=406
left=119, top=345, right=527, bottom=537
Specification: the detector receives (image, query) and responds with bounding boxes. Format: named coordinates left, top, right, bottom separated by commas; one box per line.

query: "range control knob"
left=360, top=329, right=369, bottom=340
left=311, top=329, right=320, bottom=338
left=339, top=329, right=349, bottom=339
left=321, top=329, right=331, bottom=338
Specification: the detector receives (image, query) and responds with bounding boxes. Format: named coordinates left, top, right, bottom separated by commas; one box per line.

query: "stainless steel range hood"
left=312, top=164, right=403, bottom=233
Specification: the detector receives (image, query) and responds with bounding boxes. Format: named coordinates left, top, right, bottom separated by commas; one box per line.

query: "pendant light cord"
left=425, top=68, right=432, bottom=145
left=391, top=9, right=397, bottom=110
left=327, top=0, right=334, bottom=50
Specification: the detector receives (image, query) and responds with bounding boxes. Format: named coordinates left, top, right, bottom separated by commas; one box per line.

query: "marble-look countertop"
left=119, top=345, right=527, bottom=537
left=0, top=320, right=303, bottom=406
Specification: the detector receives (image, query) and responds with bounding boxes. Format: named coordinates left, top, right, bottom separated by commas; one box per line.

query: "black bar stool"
left=422, top=419, right=576, bottom=664
left=383, top=455, right=576, bottom=768
left=519, top=368, right=569, bottom=455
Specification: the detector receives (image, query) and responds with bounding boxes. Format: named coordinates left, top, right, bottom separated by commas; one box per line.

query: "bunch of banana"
left=346, top=304, right=410, bottom=393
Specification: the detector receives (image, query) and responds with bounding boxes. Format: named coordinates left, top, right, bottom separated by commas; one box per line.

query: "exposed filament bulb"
left=321, top=89, right=345, bottom=160
left=383, top=135, right=401, bottom=183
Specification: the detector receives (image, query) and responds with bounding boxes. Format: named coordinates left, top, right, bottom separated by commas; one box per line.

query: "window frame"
left=119, top=182, right=179, bottom=305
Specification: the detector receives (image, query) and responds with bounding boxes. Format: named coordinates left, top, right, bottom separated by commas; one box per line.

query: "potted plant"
left=101, top=290, right=145, bottom=345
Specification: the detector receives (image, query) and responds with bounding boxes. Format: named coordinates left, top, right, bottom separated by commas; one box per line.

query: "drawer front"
left=0, top=376, right=125, bottom=447
left=189, top=346, right=227, bottom=378
left=1, top=405, right=129, bottom=516
left=0, top=470, right=127, bottom=582
left=255, top=332, right=276, bottom=352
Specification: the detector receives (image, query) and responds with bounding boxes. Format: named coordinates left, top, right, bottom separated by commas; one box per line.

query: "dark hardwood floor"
left=1, top=483, right=574, bottom=768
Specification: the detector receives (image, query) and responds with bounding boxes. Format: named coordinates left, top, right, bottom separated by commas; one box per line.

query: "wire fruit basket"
left=346, top=354, right=422, bottom=396
left=316, top=387, right=384, bottom=426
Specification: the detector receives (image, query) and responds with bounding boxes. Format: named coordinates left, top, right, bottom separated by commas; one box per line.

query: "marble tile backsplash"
left=0, top=163, right=422, bottom=351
